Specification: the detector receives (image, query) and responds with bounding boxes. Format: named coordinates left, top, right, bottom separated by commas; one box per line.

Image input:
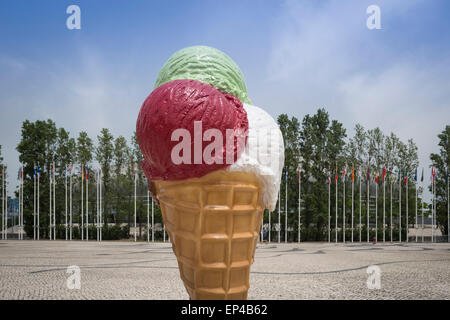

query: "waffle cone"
left=153, top=170, right=264, bottom=300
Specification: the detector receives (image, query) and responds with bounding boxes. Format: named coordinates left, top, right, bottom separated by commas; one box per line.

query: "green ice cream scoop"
left=155, top=46, right=251, bottom=104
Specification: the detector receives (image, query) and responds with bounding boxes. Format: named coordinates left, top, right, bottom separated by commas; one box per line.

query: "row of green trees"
left=0, top=113, right=448, bottom=241
left=276, top=109, right=448, bottom=241
left=10, top=119, right=163, bottom=240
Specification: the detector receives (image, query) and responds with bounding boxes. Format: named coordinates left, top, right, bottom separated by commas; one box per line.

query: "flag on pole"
left=404, top=169, right=408, bottom=184
left=382, top=167, right=386, bottom=182
left=375, top=171, right=378, bottom=184
left=328, top=169, right=331, bottom=184
left=69, top=163, right=72, bottom=176
left=298, top=168, right=301, bottom=183
left=352, top=167, right=355, bottom=183
left=85, top=165, right=89, bottom=181
left=432, top=166, right=436, bottom=184
left=335, top=166, right=338, bottom=183
left=342, top=167, right=346, bottom=182
left=398, top=168, right=401, bottom=182
left=414, top=168, right=417, bottom=182
left=421, top=167, right=424, bottom=182
left=37, top=165, right=40, bottom=179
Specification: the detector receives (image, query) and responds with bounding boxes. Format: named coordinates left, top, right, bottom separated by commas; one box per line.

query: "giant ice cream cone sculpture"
left=136, top=46, right=284, bottom=300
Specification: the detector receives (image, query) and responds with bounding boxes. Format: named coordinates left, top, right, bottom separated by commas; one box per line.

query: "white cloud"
left=262, top=0, right=450, bottom=202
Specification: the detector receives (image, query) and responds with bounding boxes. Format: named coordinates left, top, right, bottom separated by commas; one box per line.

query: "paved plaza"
left=0, top=240, right=449, bottom=299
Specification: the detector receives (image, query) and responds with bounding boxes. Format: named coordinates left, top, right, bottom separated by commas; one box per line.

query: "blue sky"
left=1, top=0, right=449, bottom=201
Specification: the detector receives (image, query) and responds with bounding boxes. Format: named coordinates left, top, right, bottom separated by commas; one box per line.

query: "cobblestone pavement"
left=0, top=240, right=449, bottom=299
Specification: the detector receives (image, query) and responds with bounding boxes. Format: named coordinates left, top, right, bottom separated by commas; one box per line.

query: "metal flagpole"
left=69, top=164, right=72, bottom=241
left=399, top=169, right=402, bottom=242
left=4, top=168, right=6, bottom=240
left=49, top=164, right=52, bottom=240
left=328, top=170, right=331, bottom=243
left=99, top=168, right=103, bottom=242
left=285, top=169, right=287, bottom=243
left=336, top=167, right=338, bottom=243
left=367, top=169, right=369, bottom=243
left=406, top=170, right=408, bottom=242
left=147, top=187, right=150, bottom=243
left=298, top=167, right=301, bottom=243
left=421, top=168, right=424, bottom=242
left=86, top=166, right=89, bottom=241
left=343, top=167, right=346, bottom=243
left=383, top=168, right=386, bottom=242
left=37, top=165, right=40, bottom=240
left=375, top=173, right=378, bottom=242
left=1, top=166, right=3, bottom=240
left=447, top=169, right=449, bottom=243
left=98, top=168, right=103, bottom=242
left=433, top=169, right=436, bottom=242
left=278, top=190, right=280, bottom=243
left=18, top=166, right=21, bottom=240
left=53, top=163, right=56, bottom=240
left=390, top=172, right=393, bottom=242
left=359, top=169, right=362, bottom=242
left=415, top=168, right=418, bottom=243
left=20, top=167, right=22, bottom=240
left=21, top=165, right=24, bottom=240
left=151, top=196, right=154, bottom=242
left=34, top=165, right=36, bottom=240
left=431, top=167, right=434, bottom=243
left=65, top=166, right=68, bottom=240
left=351, top=167, right=354, bottom=243
left=18, top=167, right=20, bottom=240
left=134, top=164, right=137, bottom=242
left=81, top=164, right=84, bottom=241
left=96, top=169, right=99, bottom=241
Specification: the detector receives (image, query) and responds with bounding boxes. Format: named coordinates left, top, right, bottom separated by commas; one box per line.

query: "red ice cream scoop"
left=136, top=79, right=248, bottom=181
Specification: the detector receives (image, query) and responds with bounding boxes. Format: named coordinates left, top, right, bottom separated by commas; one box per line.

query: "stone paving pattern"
left=0, top=240, right=449, bottom=299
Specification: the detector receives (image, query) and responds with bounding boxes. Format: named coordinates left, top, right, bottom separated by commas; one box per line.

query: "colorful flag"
left=335, top=166, right=338, bottom=183
left=69, top=163, right=72, bottom=176
left=85, top=165, right=89, bottom=181
left=17, top=167, right=21, bottom=180
left=351, top=167, right=355, bottom=183
left=52, top=162, right=55, bottom=174
left=382, top=166, right=386, bottom=182
left=432, top=166, right=436, bottom=184
left=37, top=165, right=40, bottom=179
left=342, top=167, right=346, bottom=182
left=404, top=168, right=408, bottom=184
left=375, top=171, right=378, bottom=184
left=414, top=168, right=417, bottom=182
left=328, top=169, right=331, bottom=184
left=398, top=168, right=401, bottom=182
left=81, top=165, right=84, bottom=181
